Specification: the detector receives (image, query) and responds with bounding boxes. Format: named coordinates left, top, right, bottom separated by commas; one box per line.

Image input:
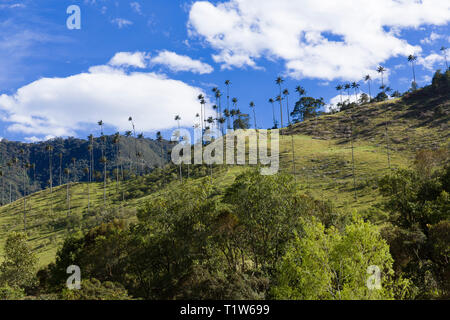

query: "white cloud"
left=111, top=18, right=133, bottom=28
left=417, top=53, right=445, bottom=70
left=420, top=32, right=443, bottom=44
left=188, top=0, right=450, bottom=80
left=0, top=58, right=213, bottom=138
left=108, top=51, right=148, bottom=68
left=150, top=50, right=214, bottom=74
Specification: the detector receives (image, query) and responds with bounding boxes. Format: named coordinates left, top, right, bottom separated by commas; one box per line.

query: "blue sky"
left=0, top=0, right=449, bottom=142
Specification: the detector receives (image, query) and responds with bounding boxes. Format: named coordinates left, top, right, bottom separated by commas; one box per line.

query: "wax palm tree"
left=276, top=77, right=284, bottom=127
left=268, top=98, right=276, bottom=128
left=249, top=101, right=257, bottom=129
left=137, top=133, right=144, bottom=174
left=364, top=75, right=372, bottom=99
left=156, top=131, right=164, bottom=169
left=215, top=90, right=223, bottom=131
left=100, top=156, right=107, bottom=204
left=6, top=161, right=12, bottom=203
left=351, top=82, right=360, bottom=102
left=377, top=66, right=386, bottom=90
left=175, top=115, right=181, bottom=128
left=336, top=84, right=344, bottom=105
left=407, top=54, right=417, bottom=88
left=344, top=83, right=351, bottom=101
left=88, top=134, right=94, bottom=183
left=128, top=117, right=138, bottom=175
left=45, top=144, right=54, bottom=214
left=113, top=133, right=120, bottom=191
left=295, top=85, right=306, bottom=98
left=64, top=167, right=71, bottom=215
left=275, top=95, right=283, bottom=127
left=225, top=80, right=231, bottom=125
left=0, top=169, right=3, bottom=206
left=83, top=166, right=90, bottom=212
left=440, top=46, right=448, bottom=69
left=231, top=97, right=238, bottom=127
left=224, top=109, right=231, bottom=130
left=58, top=152, right=63, bottom=186
left=283, top=89, right=291, bottom=125
left=350, top=115, right=357, bottom=202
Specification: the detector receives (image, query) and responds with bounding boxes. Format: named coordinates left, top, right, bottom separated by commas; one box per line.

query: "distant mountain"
left=0, top=135, right=172, bottom=203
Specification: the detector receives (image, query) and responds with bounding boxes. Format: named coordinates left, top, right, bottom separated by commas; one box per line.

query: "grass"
left=0, top=93, right=448, bottom=266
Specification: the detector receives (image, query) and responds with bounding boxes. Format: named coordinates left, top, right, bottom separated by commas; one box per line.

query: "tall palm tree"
left=84, top=166, right=90, bottom=213
left=45, top=144, right=54, bottom=214
left=175, top=115, right=181, bottom=128
left=113, top=133, right=120, bottom=191
left=351, top=82, right=360, bottom=102
left=88, top=134, right=94, bottom=183
left=197, top=94, right=205, bottom=141
left=225, top=80, right=231, bottom=128
left=377, top=66, right=386, bottom=90
left=249, top=101, right=257, bottom=129
left=64, top=167, right=71, bottom=215
left=275, top=95, right=283, bottom=127
left=156, top=131, right=164, bottom=169
left=283, top=89, right=291, bottom=125
left=0, top=169, right=3, bottom=206
left=364, top=75, right=372, bottom=99
left=295, top=85, right=306, bottom=98
left=276, top=77, right=284, bottom=127
left=128, top=117, right=138, bottom=175
left=344, top=83, right=351, bottom=101
left=407, top=54, right=417, bottom=87
left=335, top=84, right=344, bottom=105
left=215, top=90, right=222, bottom=132
left=6, top=161, right=12, bottom=204
left=268, top=98, right=276, bottom=128
left=59, top=152, right=63, bottom=186
left=100, top=156, right=107, bottom=205
left=440, top=46, right=448, bottom=69
left=224, top=109, right=231, bottom=130
left=231, top=97, right=238, bottom=127
left=350, top=115, right=357, bottom=202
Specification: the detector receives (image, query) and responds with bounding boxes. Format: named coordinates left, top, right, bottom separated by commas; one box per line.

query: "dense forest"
left=0, top=135, right=172, bottom=202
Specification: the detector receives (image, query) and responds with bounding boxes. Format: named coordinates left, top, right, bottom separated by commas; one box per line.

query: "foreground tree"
left=0, top=232, right=37, bottom=290
left=272, top=217, right=396, bottom=300
left=407, top=54, right=418, bottom=89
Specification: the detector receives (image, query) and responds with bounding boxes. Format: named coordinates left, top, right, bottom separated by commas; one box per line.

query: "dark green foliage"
left=42, top=170, right=342, bottom=300
left=379, top=153, right=449, bottom=299
left=291, top=97, right=325, bottom=122
left=0, top=135, right=171, bottom=201
left=61, top=278, right=131, bottom=300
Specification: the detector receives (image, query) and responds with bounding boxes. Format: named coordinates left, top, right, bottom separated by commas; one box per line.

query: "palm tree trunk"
left=271, top=102, right=276, bottom=128
left=278, top=85, right=283, bottom=128
left=350, top=116, right=357, bottom=202
left=385, top=111, right=391, bottom=169
left=286, top=96, right=291, bottom=125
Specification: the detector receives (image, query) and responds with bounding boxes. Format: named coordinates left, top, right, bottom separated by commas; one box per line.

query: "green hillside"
left=0, top=86, right=448, bottom=268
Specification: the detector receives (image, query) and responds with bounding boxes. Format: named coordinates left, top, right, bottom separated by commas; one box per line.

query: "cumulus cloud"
left=0, top=58, right=212, bottom=138
left=150, top=50, right=214, bottom=74
left=188, top=0, right=450, bottom=80
left=417, top=52, right=445, bottom=70
left=108, top=51, right=148, bottom=68
left=420, top=32, right=444, bottom=45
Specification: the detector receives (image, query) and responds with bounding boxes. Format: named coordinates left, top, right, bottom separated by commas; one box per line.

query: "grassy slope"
left=0, top=92, right=448, bottom=266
